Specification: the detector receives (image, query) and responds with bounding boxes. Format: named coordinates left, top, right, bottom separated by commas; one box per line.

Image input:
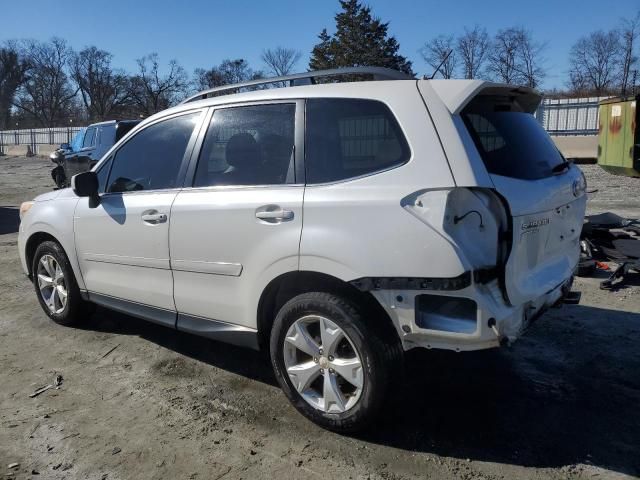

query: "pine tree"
left=309, top=0, right=414, bottom=76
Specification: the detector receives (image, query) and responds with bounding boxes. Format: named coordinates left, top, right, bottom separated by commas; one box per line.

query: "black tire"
left=32, top=240, right=90, bottom=326
left=51, top=166, right=66, bottom=189
left=270, top=292, right=402, bottom=432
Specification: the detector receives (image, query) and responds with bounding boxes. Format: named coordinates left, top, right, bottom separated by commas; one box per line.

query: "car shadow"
left=0, top=206, right=20, bottom=235
left=363, top=303, right=640, bottom=477
left=81, top=306, right=276, bottom=385
left=98, top=194, right=127, bottom=225
left=79, top=302, right=640, bottom=476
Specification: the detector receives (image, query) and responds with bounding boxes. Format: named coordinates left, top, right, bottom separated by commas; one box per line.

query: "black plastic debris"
left=579, top=213, right=640, bottom=290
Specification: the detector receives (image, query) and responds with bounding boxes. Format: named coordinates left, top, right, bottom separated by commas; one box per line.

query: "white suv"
left=18, top=67, right=587, bottom=432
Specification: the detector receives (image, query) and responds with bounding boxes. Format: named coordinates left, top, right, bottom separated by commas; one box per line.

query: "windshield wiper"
left=551, top=160, right=571, bottom=174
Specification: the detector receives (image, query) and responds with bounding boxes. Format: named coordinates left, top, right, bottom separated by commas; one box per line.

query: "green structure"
left=597, top=95, right=640, bottom=177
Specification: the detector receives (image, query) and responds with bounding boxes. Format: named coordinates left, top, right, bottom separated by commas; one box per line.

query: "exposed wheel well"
left=25, top=232, right=59, bottom=277
left=257, top=271, right=400, bottom=352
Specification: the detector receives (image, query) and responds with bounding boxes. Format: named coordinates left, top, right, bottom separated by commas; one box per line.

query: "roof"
left=181, top=67, right=414, bottom=104
left=134, top=72, right=542, bottom=130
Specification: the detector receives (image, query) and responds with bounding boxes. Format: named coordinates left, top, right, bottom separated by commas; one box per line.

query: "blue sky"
left=1, top=0, right=637, bottom=89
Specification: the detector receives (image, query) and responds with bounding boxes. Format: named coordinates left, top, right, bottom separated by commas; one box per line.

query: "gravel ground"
left=580, top=164, right=640, bottom=219
left=0, top=156, right=639, bottom=480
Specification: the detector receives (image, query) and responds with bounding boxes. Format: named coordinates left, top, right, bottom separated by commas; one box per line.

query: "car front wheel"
left=270, top=292, right=401, bottom=432
left=32, top=240, right=89, bottom=326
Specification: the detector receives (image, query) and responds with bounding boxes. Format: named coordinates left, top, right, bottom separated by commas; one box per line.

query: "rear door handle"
left=141, top=211, right=167, bottom=224
left=255, top=208, right=294, bottom=222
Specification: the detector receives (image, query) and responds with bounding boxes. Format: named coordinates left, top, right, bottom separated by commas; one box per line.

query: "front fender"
left=19, top=197, right=84, bottom=290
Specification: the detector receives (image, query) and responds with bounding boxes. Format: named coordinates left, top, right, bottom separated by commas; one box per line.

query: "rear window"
left=305, top=98, right=410, bottom=183
left=463, top=104, right=564, bottom=180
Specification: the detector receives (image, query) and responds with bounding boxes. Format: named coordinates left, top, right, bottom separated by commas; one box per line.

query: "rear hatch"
left=461, top=92, right=587, bottom=305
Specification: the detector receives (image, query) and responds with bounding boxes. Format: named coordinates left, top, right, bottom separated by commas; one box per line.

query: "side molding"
left=177, top=314, right=259, bottom=350
left=86, top=292, right=260, bottom=350
left=88, top=292, right=177, bottom=328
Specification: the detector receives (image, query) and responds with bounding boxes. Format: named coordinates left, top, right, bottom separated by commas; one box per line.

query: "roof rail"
left=181, top=67, right=414, bottom=104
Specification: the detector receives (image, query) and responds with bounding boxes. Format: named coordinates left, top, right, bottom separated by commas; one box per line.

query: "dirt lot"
left=1, top=157, right=639, bottom=480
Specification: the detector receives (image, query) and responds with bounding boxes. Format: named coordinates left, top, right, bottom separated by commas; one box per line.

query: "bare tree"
left=514, top=29, right=546, bottom=88
left=488, top=27, right=546, bottom=87
left=14, top=38, right=78, bottom=127
left=0, top=41, right=28, bottom=129
left=71, top=46, right=130, bottom=121
left=420, top=34, right=457, bottom=79
left=261, top=47, right=302, bottom=77
left=568, top=30, right=621, bottom=95
left=619, top=12, right=640, bottom=94
left=488, top=28, right=521, bottom=84
left=129, top=54, right=188, bottom=116
left=193, top=59, right=263, bottom=93
left=457, top=25, right=489, bottom=79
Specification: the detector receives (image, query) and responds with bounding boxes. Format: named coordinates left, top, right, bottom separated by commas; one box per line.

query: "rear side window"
left=194, top=103, right=296, bottom=187
left=463, top=102, right=564, bottom=180
left=106, top=113, right=200, bottom=193
left=305, top=99, right=410, bottom=183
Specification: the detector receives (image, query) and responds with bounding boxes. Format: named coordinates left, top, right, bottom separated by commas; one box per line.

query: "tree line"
left=0, top=0, right=638, bottom=129
left=421, top=16, right=639, bottom=97
left=0, top=38, right=303, bottom=129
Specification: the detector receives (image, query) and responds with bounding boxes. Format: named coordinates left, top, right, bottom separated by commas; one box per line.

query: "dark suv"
left=50, top=120, right=139, bottom=188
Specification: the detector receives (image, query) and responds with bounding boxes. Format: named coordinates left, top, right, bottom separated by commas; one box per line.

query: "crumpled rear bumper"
left=370, top=275, right=577, bottom=352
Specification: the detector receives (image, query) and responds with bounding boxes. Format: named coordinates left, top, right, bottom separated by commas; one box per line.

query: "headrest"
left=226, top=133, right=260, bottom=168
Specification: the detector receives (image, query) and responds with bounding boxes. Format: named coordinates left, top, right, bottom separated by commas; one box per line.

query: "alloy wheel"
left=37, top=254, right=68, bottom=314
left=283, top=315, right=364, bottom=414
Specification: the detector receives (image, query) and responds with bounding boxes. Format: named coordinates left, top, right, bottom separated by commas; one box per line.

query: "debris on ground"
left=29, top=373, right=63, bottom=398
left=28, top=385, right=52, bottom=398
left=579, top=212, right=640, bottom=289
left=100, top=344, right=120, bottom=359
left=7, top=464, right=18, bottom=470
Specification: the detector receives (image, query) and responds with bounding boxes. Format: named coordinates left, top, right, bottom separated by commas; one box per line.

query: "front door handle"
left=141, top=211, right=167, bottom=224
left=255, top=207, right=294, bottom=222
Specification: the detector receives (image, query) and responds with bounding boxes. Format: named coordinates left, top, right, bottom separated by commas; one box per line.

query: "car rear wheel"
left=32, top=241, right=90, bottom=326
left=270, top=292, right=401, bottom=432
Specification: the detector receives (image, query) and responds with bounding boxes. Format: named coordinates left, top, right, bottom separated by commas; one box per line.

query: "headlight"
left=19, top=201, right=34, bottom=220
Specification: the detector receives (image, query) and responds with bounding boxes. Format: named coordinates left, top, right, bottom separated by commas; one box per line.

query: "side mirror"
left=60, top=143, right=70, bottom=150
left=71, top=171, right=100, bottom=207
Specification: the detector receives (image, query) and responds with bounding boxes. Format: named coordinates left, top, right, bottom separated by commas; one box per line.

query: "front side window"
left=194, top=103, right=296, bottom=187
left=305, top=99, right=410, bottom=184
left=106, top=112, right=200, bottom=193
left=82, top=127, right=96, bottom=149
left=96, top=157, right=112, bottom=193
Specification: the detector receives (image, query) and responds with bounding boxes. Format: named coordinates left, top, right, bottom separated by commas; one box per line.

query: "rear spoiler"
left=426, top=80, right=542, bottom=115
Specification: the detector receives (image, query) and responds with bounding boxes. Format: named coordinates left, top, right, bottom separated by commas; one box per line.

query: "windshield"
left=463, top=110, right=565, bottom=180
left=69, top=128, right=86, bottom=152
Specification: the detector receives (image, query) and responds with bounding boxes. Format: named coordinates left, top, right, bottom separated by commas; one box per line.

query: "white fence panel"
left=535, top=96, right=609, bottom=136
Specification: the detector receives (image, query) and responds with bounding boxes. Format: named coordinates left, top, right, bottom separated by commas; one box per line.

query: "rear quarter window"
left=305, top=98, right=410, bottom=183
left=463, top=101, right=564, bottom=180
